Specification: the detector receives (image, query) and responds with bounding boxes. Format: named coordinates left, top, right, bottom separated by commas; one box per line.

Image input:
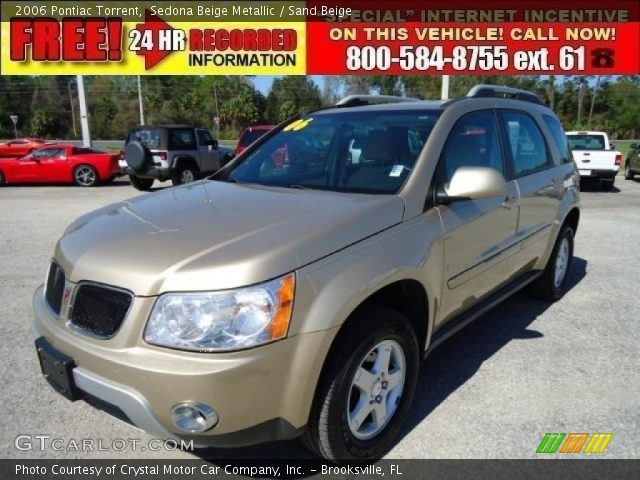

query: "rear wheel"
left=73, top=165, right=99, bottom=187
left=129, top=175, right=154, bottom=191
left=172, top=163, right=199, bottom=186
left=525, top=225, right=574, bottom=301
left=625, top=164, right=635, bottom=180
left=304, top=305, right=420, bottom=461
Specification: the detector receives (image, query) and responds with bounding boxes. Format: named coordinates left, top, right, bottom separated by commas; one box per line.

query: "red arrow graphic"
left=133, top=10, right=175, bottom=70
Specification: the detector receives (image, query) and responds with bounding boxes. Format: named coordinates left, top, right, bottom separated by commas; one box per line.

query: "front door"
left=14, top=147, right=66, bottom=182
left=434, top=110, right=520, bottom=326
left=196, top=129, right=220, bottom=173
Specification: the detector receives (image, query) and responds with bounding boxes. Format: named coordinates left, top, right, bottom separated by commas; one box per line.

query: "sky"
left=252, top=75, right=325, bottom=94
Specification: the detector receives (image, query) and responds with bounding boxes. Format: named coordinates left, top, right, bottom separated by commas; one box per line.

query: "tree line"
left=0, top=75, right=638, bottom=140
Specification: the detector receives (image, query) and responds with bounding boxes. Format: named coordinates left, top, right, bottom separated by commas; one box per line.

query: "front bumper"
left=32, top=285, right=337, bottom=447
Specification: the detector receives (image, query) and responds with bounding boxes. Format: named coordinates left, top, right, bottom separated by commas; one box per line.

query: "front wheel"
left=73, top=165, right=99, bottom=187
left=525, top=225, right=574, bottom=301
left=625, top=164, right=635, bottom=180
left=304, top=305, right=420, bottom=461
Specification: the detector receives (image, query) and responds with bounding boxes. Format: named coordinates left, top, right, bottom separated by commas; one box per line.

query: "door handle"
left=502, top=196, right=517, bottom=209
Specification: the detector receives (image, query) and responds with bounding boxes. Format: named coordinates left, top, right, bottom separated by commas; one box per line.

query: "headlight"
left=144, top=273, right=295, bottom=351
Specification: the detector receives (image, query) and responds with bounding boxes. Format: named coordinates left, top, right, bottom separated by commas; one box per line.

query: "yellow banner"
left=0, top=2, right=306, bottom=75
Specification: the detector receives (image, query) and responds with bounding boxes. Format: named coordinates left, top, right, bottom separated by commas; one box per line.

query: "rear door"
left=196, top=129, right=221, bottom=173
left=499, top=110, right=562, bottom=265
left=436, top=110, right=520, bottom=324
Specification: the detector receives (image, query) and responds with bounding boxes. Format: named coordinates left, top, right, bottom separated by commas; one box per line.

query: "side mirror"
left=630, top=143, right=638, bottom=150
left=609, top=143, right=615, bottom=150
left=211, top=139, right=219, bottom=150
left=438, top=167, right=508, bottom=204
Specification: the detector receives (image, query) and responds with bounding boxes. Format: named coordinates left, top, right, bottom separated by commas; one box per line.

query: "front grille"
left=45, top=262, right=65, bottom=314
left=69, top=284, right=132, bottom=338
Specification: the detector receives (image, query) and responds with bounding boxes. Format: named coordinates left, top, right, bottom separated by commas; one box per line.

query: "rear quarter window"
left=128, top=129, right=162, bottom=149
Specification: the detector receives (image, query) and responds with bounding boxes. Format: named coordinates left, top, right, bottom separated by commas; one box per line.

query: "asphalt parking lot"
left=1, top=177, right=639, bottom=460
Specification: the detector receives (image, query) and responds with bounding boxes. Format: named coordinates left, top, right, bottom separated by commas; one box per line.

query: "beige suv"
left=33, top=85, right=580, bottom=461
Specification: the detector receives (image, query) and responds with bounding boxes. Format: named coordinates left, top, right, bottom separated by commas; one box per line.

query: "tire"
left=304, top=305, right=420, bottom=462
left=124, top=141, right=151, bottom=172
left=172, top=162, right=199, bottom=186
left=625, top=164, right=635, bottom=180
left=525, top=225, right=574, bottom=301
left=129, top=175, right=154, bottom=191
left=0, top=170, right=5, bottom=185
left=73, top=165, right=99, bottom=187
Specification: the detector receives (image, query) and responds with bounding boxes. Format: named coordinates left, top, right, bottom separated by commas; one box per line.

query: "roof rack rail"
left=467, top=84, right=543, bottom=105
left=336, top=95, right=421, bottom=107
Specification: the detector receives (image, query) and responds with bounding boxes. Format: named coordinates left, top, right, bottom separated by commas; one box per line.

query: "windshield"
left=567, top=134, right=606, bottom=150
left=218, top=110, right=441, bottom=194
left=239, top=129, right=271, bottom=147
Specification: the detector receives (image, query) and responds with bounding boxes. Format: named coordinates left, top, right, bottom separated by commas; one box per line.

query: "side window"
left=168, top=129, right=197, bottom=150
left=542, top=115, right=571, bottom=164
left=500, top=111, right=551, bottom=177
left=33, top=148, right=64, bottom=159
left=438, top=110, right=504, bottom=185
left=197, top=130, right=214, bottom=146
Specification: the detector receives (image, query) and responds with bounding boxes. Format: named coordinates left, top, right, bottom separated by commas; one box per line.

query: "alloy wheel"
left=347, top=339, right=406, bottom=440
left=75, top=167, right=96, bottom=186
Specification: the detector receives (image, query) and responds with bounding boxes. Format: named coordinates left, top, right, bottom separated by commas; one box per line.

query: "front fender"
left=291, top=209, right=444, bottom=345
left=279, top=210, right=444, bottom=428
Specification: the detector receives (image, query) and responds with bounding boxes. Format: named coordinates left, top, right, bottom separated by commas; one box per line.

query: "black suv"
left=122, top=125, right=233, bottom=190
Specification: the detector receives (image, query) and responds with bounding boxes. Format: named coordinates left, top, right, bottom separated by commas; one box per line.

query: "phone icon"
left=591, top=48, right=615, bottom=68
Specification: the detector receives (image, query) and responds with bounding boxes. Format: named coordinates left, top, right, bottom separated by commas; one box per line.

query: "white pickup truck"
left=566, top=131, right=622, bottom=190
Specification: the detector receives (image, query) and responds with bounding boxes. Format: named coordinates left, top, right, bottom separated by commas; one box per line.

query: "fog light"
left=171, top=403, right=218, bottom=433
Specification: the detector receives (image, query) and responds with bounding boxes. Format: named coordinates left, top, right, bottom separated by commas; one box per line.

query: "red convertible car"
left=0, top=138, right=51, bottom=158
left=0, top=144, right=120, bottom=187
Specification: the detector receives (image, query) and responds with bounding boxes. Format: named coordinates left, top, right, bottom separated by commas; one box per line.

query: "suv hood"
left=56, top=181, right=405, bottom=296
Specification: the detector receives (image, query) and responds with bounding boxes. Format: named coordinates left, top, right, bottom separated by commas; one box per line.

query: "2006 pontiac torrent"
left=33, top=85, right=580, bottom=461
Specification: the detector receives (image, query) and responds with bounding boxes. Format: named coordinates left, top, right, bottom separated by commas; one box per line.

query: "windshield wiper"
left=283, top=184, right=311, bottom=190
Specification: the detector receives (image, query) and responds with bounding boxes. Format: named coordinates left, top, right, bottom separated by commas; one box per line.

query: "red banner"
left=306, top=1, right=640, bottom=75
